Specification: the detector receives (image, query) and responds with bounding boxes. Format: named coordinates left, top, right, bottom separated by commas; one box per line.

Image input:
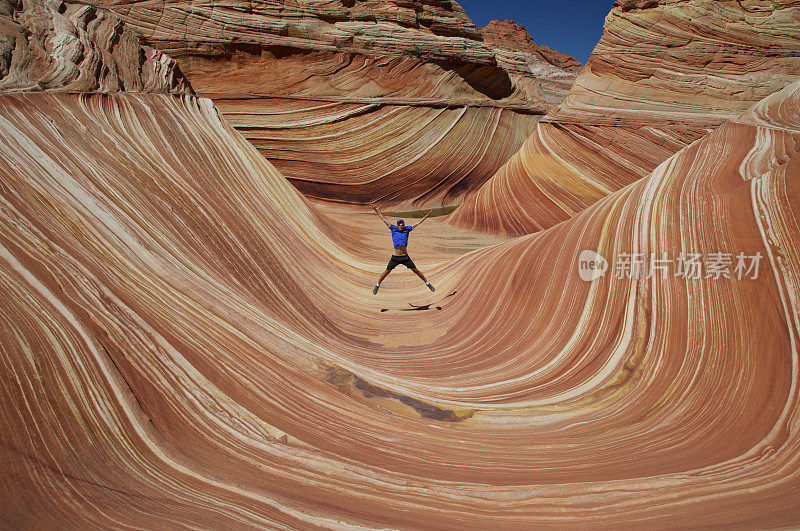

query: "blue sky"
left=455, top=0, right=616, bottom=64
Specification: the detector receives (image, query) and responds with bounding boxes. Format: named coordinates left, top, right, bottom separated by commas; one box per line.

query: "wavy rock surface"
left=100, top=0, right=572, bottom=101
left=96, top=0, right=577, bottom=206
left=217, top=97, right=541, bottom=205
left=450, top=0, right=800, bottom=235
left=3, top=74, right=800, bottom=527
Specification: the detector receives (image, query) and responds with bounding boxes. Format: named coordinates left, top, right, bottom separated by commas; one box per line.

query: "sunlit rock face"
left=98, top=0, right=577, bottom=102
left=449, top=0, right=800, bottom=235
left=0, top=0, right=191, bottom=93
left=96, top=0, right=578, bottom=207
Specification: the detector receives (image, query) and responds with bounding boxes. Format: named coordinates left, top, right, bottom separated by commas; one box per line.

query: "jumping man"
left=372, top=205, right=435, bottom=295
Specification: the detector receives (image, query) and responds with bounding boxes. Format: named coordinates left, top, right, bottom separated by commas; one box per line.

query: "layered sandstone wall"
left=99, top=0, right=571, bottom=101
left=94, top=0, right=579, bottom=206
left=449, top=0, right=800, bottom=234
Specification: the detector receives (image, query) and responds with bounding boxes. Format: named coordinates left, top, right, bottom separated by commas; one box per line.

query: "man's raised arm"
left=414, top=210, right=432, bottom=228
left=371, top=205, right=391, bottom=228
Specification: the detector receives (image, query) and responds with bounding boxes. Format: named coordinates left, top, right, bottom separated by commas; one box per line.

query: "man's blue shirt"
left=389, top=224, right=413, bottom=247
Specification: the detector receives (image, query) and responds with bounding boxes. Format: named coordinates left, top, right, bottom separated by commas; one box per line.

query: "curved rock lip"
left=98, top=0, right=580, bottom=104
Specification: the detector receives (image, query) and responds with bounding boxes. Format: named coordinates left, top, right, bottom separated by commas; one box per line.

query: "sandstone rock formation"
left=449, top=0, right=800, bottom=235
left=97, top=0, right=578, bottom=207
left=0, top=0, right=191, bottom=93
left=100, top=0, right=570, bottom=101
left=4, top=0, right=800, bottom=527
left=3, top=67, right=800, bottom=528
left=479, top=19, right=583, bottom=73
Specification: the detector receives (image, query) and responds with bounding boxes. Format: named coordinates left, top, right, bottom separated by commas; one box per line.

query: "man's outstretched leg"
left=411, top=268, right=435, bottom=292
left=374, top=268, right=392, bottom=295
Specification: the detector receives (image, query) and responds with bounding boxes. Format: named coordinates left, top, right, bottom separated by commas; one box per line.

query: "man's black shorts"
left=386, top=254, right=416, bottom=270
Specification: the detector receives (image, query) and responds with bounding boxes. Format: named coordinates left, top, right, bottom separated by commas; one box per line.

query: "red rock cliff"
left=480, top=19, right=583, bottom=73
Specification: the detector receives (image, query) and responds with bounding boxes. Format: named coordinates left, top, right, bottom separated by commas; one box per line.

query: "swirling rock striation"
left=99, top=0, right=574, bottom=101
left=219, top=97, right=542, bottom=205
left=96, top=0, right=578, bottom=206
left=449, top=0, right=800, bottom=235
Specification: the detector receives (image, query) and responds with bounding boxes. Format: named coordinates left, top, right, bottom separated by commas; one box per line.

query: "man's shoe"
left=373, top=284, right=379, bottom=295
left=427, top=282, right=435, bottom=292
